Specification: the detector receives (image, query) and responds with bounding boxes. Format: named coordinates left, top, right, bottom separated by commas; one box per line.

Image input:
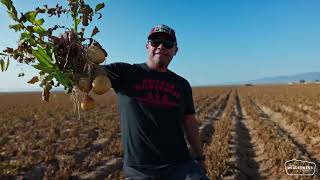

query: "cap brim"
left=148, top=32, right=175, bottom=41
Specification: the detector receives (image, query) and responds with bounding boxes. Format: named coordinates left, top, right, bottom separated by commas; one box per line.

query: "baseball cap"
left=148, top=24, right=177, bottom=43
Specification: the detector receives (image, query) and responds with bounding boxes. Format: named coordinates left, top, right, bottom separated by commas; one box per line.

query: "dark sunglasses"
left=148, top=38, right=176, bottom=49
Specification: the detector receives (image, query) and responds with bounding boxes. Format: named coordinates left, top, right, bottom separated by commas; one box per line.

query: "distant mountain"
left=2, top=72, right=320, bottom=92
left=242, top=72, right=320, bottom=84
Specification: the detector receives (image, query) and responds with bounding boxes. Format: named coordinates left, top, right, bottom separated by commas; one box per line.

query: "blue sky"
left=0, top=0, right=319, bottom=90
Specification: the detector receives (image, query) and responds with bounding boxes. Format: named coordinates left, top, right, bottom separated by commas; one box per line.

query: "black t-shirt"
left=102, top=62, right=195, bottom=174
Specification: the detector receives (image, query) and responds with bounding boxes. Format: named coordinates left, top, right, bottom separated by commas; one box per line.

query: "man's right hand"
left=198, top=160, right=207, bottom=174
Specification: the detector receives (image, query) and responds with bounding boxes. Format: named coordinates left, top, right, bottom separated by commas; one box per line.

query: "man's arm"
left=183, top=114, right=204, bottom=159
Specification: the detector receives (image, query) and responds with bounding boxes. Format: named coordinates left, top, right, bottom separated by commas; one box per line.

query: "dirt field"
left=0, top=84, right=319, bottom=179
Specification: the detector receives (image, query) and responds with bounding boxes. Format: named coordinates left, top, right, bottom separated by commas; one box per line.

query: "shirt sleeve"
left=184, top=81, right=195, bottom=115
left=101, top=62, right=132, bottom=91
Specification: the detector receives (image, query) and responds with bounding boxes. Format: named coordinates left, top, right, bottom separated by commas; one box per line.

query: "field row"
left=0, top=85, right=319, bottom=179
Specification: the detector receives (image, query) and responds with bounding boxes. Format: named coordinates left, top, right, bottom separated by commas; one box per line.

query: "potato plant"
left=1, top=0, right=113, bottom=111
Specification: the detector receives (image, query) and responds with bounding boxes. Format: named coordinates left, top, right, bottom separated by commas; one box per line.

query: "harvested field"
left=0, top=84, right=319, bottom=179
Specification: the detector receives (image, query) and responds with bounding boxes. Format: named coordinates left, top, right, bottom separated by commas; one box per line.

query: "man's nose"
left=157, top=43, right=165, bottom=49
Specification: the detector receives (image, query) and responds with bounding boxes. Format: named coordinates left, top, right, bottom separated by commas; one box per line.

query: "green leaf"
left=32, top=64, right=53, bottom=73
left=25, top=11, right=37, bottom=24
left=8, top=10, right=18, bottom=21
left=5, top=57, right=9, bottom=70
left=11, top=7, right=17, bottom=17
left=0, top=59, right=5, bottom=72
left=35, top=18, right=44, bottom=26
left=51, top=52, right=57, bottom=63
left=52, top=69, right=73, bottom=88
left=1, top=0, right=18, bottom=21
left=1, top=0, right=13, bottom=10
left=43, top=74, right=53, bottom=83
left=20, top=32, right=36, bottom=46
left=32, top=47, right=53, bottom=69
left=20, top=32, right=30, bottom=40
left=39, top=70, right=45, bottom=75
left=75, top=18, right=81, bottom=26
left=39, top=74, right=54, bottom=90
left=38, top=46, right=52, bottom=62
left=9, top=23, right=24, bottom=31
left=33, top=26, right=46, bottom=36
left=95, top=3, right=105, bottom=12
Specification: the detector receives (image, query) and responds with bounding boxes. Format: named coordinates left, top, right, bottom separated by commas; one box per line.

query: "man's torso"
left=103, top=62, right=195, bottom=174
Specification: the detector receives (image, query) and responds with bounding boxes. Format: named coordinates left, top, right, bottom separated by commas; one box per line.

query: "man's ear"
left=146, top=43, right=149, bottom=50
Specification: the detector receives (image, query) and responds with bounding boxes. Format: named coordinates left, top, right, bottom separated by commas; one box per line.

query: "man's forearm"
left=183, top=116, right=203, bottom=157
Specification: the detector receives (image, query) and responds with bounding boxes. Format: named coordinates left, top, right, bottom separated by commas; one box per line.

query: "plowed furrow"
left=224, top=93, right=261, bottom=180
left=239, top=95, right=318, bottom=179
left=261, top=105, right=320, bottom=177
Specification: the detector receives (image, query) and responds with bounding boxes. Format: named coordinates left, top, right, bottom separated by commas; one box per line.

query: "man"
left=102, top=24, right=209, bottom=180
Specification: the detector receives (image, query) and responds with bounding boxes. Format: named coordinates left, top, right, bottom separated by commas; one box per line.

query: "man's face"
left=146, top=33, right=178, bottom=68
